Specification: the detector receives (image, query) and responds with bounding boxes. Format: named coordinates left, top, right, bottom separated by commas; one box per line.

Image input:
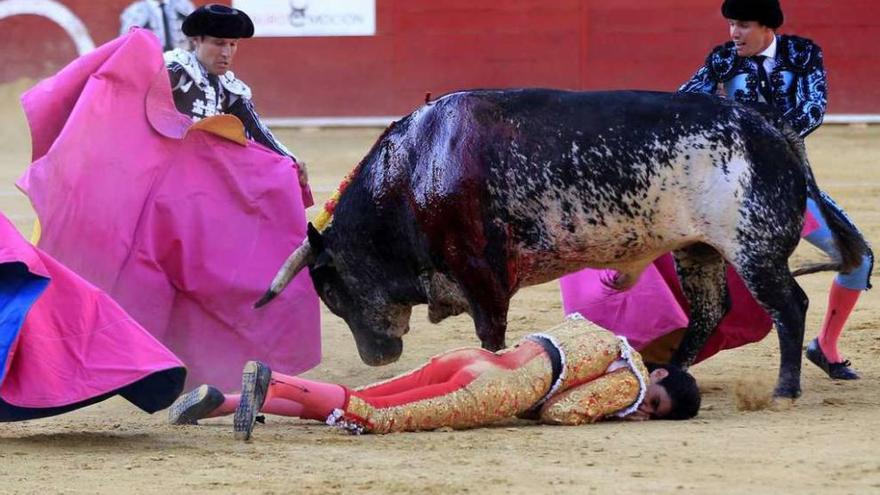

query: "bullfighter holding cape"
left=561, top=0, right=873, bottom=373
left=16, top=28, right=321, bottom=390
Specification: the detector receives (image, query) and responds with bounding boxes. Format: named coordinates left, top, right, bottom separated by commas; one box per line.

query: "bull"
left=257, top=89, right=869, bottom=398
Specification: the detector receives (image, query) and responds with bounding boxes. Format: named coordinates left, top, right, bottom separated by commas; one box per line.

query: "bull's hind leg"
left=670, top=244, right=730, bottom=369
left=733, top=256, right=808, bottom=398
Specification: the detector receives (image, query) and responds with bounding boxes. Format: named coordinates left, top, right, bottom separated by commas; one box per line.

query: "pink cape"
left=16, top=30, right=321, bottom=390
left=0, top=213, right=184, bottom=420
left=559, top=254, right=772, bottom=364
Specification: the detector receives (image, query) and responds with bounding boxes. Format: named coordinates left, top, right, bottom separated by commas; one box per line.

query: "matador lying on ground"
left=169, top=317, right=701, bottom=439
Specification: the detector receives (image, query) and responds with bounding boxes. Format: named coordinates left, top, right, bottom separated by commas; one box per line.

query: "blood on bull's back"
left=407, top=90, right=776, bottom=287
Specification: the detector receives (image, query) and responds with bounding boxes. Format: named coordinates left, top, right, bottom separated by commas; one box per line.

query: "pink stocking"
left=817, top=281, right=861, bottom=363
left=205, top=394, right=240, bottom=418
left=261, top=398, right=305, bottom=417
left=265, top=373, right=347, bottom=421
left=205, top=394, right=307, bottom=419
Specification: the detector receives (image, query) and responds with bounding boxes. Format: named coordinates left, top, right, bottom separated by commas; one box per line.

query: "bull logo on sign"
left=289, top=0, right=307, bottom=28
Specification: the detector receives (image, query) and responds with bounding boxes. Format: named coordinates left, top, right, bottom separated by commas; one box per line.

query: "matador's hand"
left=296, top=160, right=309, bottom=187
left=599, top=269, right=624, bottom=291
left=623, top=410, right=650, bottom=421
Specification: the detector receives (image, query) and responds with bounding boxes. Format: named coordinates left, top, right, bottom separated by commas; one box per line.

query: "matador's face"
left=193, top=36, right=240, bottom=75
left=726, top=19, right=774, bottom=58
left=639, top=368, right=674, bottom=419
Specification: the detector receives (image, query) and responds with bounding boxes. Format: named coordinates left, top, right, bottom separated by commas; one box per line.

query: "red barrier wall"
left=2, top=0, right=878, bottom=116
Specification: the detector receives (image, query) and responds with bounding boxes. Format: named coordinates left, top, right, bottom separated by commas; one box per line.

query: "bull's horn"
left=254, top=239, right=314, bottom=308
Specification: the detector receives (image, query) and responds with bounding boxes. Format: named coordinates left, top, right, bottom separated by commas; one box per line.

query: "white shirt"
left=753, top=36, right=778, bottom=103
left=758, top=36, right=778, bottom=72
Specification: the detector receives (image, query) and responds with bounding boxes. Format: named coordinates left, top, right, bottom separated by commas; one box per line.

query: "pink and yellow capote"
left=16, top=30, right=320, bottom=390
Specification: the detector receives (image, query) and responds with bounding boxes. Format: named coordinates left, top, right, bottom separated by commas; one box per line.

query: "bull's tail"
left=783, top=127, right=873, bottom=281
left=791, top=186, right=873, bottom=282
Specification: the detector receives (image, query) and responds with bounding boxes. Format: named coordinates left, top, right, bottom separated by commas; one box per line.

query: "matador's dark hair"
left=648, top=363, right=702, bottom=420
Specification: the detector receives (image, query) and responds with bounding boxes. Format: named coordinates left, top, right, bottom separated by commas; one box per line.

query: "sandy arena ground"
left=0, top=80, right=878, bottom=494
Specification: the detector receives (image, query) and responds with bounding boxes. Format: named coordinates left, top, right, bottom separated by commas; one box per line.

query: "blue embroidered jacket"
left=680, top=35, right=827, bottom=137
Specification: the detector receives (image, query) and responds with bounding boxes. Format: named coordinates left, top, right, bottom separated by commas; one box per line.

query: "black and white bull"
left=257, top=89, right=868, bottom=398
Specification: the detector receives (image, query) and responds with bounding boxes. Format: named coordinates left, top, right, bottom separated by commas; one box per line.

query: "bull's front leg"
left=437, top=218, right=514, bottom=351
left=669, top=245, right=730, bottom=368
left=445, top=259, right=511, bottom=351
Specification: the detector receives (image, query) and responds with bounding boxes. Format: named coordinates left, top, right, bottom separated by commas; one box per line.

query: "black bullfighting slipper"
left=805, top=338, right=860, bottom=380
left=233, top=360, right=271, bottom=441
left=168, top=384, right=225, bottom=425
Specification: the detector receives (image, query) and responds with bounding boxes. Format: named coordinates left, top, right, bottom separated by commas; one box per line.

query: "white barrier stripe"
left=0, top=0, right=95, bottom=55
left=265, top=114, right=880, bottom=129
left=823, top=115, right=880, bottom=124
left=264, top=116, right=399, bottom=128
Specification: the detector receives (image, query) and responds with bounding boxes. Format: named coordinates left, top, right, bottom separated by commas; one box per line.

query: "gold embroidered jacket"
left=329, top=318, right=648, bottom=434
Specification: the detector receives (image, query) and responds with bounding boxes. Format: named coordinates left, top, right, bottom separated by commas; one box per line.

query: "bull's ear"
left=307, top=222, right=325, bottom=253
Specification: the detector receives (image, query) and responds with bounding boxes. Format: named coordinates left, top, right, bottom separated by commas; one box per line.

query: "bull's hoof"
left=772, top=384, right=802, bottom=399
left=770, top=397, right=797, bottom=411
left=481, top=340, right=506, bottom=352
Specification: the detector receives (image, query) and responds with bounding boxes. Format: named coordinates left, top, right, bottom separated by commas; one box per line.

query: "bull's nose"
left=356, top=336, right=403, bottom=366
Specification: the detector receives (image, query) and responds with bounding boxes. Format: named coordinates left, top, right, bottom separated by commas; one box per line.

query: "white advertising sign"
left=232, top=0, right=375, bottom=37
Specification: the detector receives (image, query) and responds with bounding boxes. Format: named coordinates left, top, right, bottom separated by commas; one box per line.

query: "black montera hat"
left=182, top=4, right=255, bottom=39
left=721, top=0, right=784, bottom=29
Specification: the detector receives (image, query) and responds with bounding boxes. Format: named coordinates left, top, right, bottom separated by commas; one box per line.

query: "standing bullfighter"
left=164, top=4, right=310, bottom=193
left=564, top=0, right=875, bottom=379
left=679, top=0, right=873, bottom=379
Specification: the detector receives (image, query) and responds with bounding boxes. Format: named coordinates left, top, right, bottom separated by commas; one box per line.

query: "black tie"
left=752, top=55, right=773, bottom=105
left=159, top=1, right=173, bottom=51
